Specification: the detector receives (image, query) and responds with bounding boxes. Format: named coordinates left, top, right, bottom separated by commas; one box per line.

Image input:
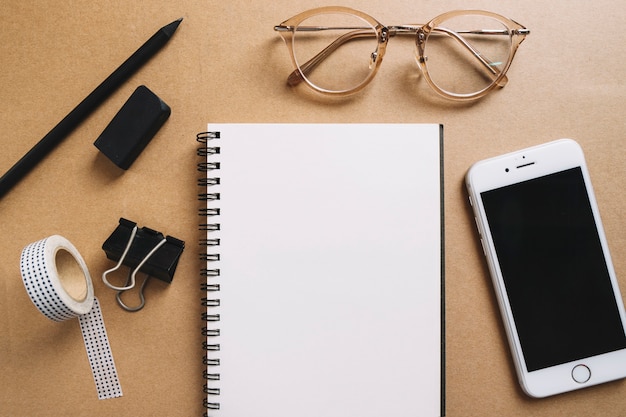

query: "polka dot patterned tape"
left=20, top=235, right=123, bottom=400
left=78, top=298, right=123, bottom=399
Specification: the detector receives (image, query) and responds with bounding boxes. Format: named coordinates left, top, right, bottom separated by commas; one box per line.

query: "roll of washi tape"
left=20, top=235, right=123, bottom=400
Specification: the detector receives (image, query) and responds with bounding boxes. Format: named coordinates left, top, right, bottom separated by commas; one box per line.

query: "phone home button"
left=572, top=364, right=591, bottom=384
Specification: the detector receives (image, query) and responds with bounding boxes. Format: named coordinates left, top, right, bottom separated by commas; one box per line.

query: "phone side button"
left=480, top=238, right=487, bottom=256
left=572, top=364, right=591, bottom=383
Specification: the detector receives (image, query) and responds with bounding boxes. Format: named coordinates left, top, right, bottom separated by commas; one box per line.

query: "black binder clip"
left=101, top=218, right=185, bottom=312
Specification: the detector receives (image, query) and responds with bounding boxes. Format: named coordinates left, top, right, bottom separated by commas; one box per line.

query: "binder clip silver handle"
left=101, top=225, right=167, bottom=311
left=115, top=270, right=150, bottom=312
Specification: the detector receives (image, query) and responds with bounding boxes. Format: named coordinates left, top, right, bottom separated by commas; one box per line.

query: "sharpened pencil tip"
left=162, top=18, right=183, bottom=37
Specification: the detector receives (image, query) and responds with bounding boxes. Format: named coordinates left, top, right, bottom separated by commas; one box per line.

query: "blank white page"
left=204, top=123, right=443, bottom=417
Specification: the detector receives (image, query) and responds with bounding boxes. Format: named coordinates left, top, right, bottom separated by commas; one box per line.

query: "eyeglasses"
left=274, top=7, right=529, bottom=100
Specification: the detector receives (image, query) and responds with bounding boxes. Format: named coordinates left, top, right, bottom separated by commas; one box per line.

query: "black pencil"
left=0, top=18, right=182, bottom=199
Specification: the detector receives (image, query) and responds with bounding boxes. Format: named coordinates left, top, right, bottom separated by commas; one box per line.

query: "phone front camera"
left=505, top=168, right=510, bottom=172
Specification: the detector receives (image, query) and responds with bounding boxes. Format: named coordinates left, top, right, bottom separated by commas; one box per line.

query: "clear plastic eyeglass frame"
left=274, top=7, right=530, bottom=100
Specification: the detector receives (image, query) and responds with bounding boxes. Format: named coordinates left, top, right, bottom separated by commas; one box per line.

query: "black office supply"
left=102, top=218, right=184, bottom=284
left=94, top=85, right=171, bottom=169
left=0, top=18, right=182, bottom=198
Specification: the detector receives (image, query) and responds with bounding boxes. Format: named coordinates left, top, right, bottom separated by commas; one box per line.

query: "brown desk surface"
left=1, top=1, right=625, bottom=416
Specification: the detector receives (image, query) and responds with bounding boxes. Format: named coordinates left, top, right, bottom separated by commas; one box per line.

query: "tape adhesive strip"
left=20, top=235, right=123, bottom=400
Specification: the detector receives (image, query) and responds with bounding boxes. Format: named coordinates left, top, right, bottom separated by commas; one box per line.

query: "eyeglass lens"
left=422, top=14, right=513, bottom=96
left=292, top=12, right=378, bottom=93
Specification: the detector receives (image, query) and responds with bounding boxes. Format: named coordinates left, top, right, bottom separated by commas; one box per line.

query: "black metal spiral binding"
left=197, top=131, right=221, bottom=416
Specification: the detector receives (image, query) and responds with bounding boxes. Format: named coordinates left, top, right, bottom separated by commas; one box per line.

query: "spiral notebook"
left=198, top=123, right=444, bottom=417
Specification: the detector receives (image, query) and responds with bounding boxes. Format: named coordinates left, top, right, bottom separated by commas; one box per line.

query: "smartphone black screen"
left=481, top=167, right=626, bottom=372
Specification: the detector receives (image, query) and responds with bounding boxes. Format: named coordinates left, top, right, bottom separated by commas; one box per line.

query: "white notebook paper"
left=199, top=123, right=444, bottom=416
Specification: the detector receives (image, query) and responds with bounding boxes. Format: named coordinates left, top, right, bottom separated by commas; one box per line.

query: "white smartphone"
left=465, top=139, right=626, bottom=398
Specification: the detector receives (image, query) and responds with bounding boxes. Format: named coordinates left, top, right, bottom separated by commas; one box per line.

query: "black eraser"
left=94, top=85, right=171, bottom=170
